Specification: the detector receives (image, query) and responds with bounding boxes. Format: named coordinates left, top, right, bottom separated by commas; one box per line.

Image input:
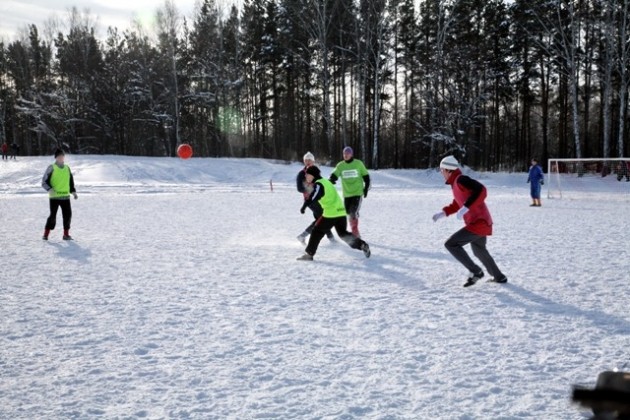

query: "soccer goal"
left=547, top=158, right=630, bottom=200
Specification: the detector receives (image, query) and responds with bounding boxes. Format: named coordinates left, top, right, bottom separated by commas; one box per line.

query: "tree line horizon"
left=0, top=0, right=629, bottom=171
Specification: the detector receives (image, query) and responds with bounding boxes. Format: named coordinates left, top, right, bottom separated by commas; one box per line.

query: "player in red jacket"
left=432, top=156, right=508, bottom=287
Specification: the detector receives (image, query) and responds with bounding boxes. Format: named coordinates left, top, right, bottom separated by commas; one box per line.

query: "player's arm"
left=301, top=183, right=325, bottom=212
left=329, top=165, right=340, bottom=184
left=309, top=183, right=325, bottom=202
left=41, top=165, right=53, bottom=191
left=296, top=171, right=306, bottom=192
left=69, top=170, right=76, bottom=194
left=457, top=176, right=486, bottom=208
left=359, top=161, right=370, bottom=194
left=443, top=199, right=460, bottom=216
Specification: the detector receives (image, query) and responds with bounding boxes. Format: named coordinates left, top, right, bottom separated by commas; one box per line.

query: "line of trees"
left=0, top=0, right=629, bottom=170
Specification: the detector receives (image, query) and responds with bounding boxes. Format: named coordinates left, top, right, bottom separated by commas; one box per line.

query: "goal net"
left=547, top=158, right=630, bottom=200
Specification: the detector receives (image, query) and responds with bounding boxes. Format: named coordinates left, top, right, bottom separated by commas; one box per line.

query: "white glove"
left=456, top=206, right=469, bottom=220
left=73, top=192, right=78, bottom=199
left=432, top=211, right=446, bottom=222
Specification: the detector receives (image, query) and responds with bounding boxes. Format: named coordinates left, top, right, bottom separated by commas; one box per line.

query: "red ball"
left=177, top=144, right=193, bottom=159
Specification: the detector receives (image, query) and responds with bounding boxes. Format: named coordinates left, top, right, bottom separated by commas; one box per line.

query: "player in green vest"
left=41, top=148, right=78, bottom=240
left=297, top=165, right=370, bottom=261
left=329, top=146, right=370, bottom=237
left=295, top=151, right=335, bottom=244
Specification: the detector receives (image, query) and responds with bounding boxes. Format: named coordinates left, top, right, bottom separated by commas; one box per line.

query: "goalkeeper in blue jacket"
left=527, top=158, right=544, bottom=207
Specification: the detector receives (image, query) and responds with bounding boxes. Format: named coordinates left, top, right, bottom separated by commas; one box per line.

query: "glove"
left=432, top=211, right=446, bottom=222
left=363, top=190, right=368, bottom=198
left=73, top=192, right=78, bottom=199
left=540, top=180, right=544, bottom=185
left=456, top=206, right=469, bottom=220
left=300, top=205, right=306, bottom=214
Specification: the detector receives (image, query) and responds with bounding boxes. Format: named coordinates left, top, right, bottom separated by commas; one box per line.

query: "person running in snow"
left=432, top=155, right=507, bottom=287
left=42, top=148, right=78, bottom=240
left=329, top=146, right=370, bottom=237
left=297, top=165, right=371, bottom=261
left=527, top=158, right=544, bottom=207
left=296, top=151, right=334, bottom=244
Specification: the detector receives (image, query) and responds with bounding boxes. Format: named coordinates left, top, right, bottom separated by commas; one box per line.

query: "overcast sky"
left=0, top=0, right=204, bottom=42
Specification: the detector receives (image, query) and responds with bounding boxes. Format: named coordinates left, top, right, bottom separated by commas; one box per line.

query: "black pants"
left=444, top=227, right=504, bottom=278
left=304, top=201, right=333, bottom=238
left=305, top=216, right=366, bottom=256
left=344, top=196, right=362, bottom=219
left=45, top=199, right=72, bottom=231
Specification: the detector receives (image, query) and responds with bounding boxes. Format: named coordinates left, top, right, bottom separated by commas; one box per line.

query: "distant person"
left=432, top=155, right=507, bottom=287
left=329, top=146, right=370, bottom=237
left=41, top=148, right=78, bottom=240
left=1, top=142, right=7, bottom=160
left=617, top=161, right=630, bottom=182
left=527, top=158, right=544, bottom=206
left=10, top=142, right=18, bottom=159
left=296, top=151, right=334, bottom=244
left=297, top=165, right=370, bottom=261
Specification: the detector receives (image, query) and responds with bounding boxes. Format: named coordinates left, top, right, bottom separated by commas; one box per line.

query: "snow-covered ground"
left=1, top=155, right=629, bottom=419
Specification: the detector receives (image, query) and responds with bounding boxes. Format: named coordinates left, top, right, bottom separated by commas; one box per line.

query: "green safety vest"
left=316, top=178, right=347, bottom=218
left=49, top=164, right=71, bottom=198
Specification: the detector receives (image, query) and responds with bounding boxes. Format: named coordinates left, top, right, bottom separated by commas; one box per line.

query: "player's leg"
left=60, top=199, right=72, bottom=238
left=344, top=196, right=362, bottom=237
left=445, top=228, right=484, bottom=284
left=300, top=217, right=334, bottom=259
left=470, top=236, right=507, bottom=282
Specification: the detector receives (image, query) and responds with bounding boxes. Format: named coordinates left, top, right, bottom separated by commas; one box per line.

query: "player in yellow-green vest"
left=297, top=165, right=370, bottom=261
left=41, top=148, right=78, bottom=240
left=329, top=146, right=370, bottom=237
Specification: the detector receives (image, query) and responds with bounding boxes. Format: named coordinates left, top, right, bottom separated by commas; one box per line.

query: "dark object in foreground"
left=572, top=371, right=630, bottom=419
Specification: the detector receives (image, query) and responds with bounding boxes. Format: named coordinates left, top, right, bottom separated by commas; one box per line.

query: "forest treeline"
left=0, top=0, right=629, bottom=170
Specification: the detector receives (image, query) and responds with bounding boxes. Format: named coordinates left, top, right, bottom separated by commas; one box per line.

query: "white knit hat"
left=303, top=151, right=315, bottom=161
left=439, top=155, right=460, bottom=170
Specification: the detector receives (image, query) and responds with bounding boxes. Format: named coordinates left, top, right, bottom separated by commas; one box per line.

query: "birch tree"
left=156, top=0, right=183, bottom=156
left=599, top=0, right=615, bottom=159
left=614, top=0, right=630, bottom=157
left=533, top=0, right=584, bottom=158
left=358, top=0, right=392, bottom=169
left=0, top=42, right=7, bottom=145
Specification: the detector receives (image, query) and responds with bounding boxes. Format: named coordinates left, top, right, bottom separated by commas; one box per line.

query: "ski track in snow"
left=1, top=155, right=629, bottom=419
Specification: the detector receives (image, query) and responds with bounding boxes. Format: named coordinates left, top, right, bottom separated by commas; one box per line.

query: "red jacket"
left=1, top=143, right=7, bottom=152
left=443, top=169, right=493, bottom=236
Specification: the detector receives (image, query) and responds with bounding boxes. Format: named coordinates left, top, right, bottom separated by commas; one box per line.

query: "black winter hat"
left=305, top=165, right=321, bottom=178
left=54, top=148, right=65, bottom=158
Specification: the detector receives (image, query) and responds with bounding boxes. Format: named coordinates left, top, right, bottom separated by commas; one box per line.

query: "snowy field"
left=1, top=155, right=629, bottom=419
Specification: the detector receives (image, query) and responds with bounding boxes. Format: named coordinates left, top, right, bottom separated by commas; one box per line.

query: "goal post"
left=547, top=158, right=630, bottom=200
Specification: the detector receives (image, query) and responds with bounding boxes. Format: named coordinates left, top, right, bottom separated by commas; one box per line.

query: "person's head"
left=342, top=146, right=353, bottom=161
left=54, top=148, right=65, bottom=164
left=439, top=155, right=460, bottom=180
left=303, top=151, right=315, bottom=167
left=531, top=158, right=538, bottom=165
left=305, top=165, right=321, bottom=183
